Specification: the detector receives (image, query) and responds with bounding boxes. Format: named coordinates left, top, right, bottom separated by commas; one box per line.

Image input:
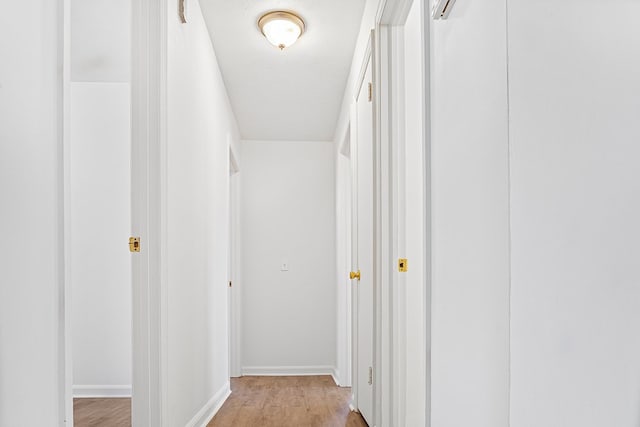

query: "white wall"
left=165, top=1, right=240, bottom=424
left=0, top=1, right=64, bottom=425
left=428, top=1, right=640, bottom=426
left=70, top=0, right=130, bottom=83
left=241, top=141, right=337, bottom=374
left=430, top=0, right=511, bottom=426
left=508, top=1, right=640, bottom=426
left=68, top=0, right=132, bottom=398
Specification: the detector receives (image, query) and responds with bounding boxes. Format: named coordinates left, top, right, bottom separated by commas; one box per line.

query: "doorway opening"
left=63, top=1, right=135, bottom=425
left=336, top=124, right=353, bottom=392
left=65, top=83, right=133, bottom=426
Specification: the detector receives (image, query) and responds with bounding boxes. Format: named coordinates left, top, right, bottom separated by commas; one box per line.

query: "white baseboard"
left=331, top=368, right=340, bottom=386
left=349, top=392, right=356, bottom=412
left=331, top=367, right=353, bottom=388
left=73, top=385, right=132, bottom=398
left=241, top=365, right=336, bottom=377
left=185, top=381, right=231, bottom=427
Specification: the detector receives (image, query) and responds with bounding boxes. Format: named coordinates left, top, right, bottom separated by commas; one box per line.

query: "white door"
left=352, top=56, right=375, bottom=425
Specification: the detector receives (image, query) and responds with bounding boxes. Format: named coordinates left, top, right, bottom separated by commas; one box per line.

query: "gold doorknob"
left=350, top=270, right=361, bottom=280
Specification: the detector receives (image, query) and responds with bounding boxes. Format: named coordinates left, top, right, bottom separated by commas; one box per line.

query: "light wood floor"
left=73, top=398, right=131, bottom=427
left=209, top=376, right=368, bottom=427
left=73, top=376, right=367, bottom=427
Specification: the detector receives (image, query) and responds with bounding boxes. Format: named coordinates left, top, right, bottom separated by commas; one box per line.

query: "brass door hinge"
left=368, top=82, right=373, bottom=102
left=129, top=237, right=140, bottom=253
left=398, top=258, right=408, bottom=272
left=350, top=270, right=361, bottom=281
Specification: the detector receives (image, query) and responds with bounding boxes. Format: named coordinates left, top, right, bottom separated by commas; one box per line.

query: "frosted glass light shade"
left=258, top=11, right=305, bottom=50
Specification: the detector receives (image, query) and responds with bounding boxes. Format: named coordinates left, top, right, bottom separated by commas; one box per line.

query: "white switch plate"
left=281, top=262, right=289, bottom=271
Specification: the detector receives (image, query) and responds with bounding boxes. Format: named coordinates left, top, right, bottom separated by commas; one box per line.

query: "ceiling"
left=200, top=0, right=366, bottom=142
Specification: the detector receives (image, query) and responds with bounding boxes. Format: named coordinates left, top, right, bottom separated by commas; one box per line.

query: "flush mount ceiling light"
left=258, top=11, right=305, bottom=50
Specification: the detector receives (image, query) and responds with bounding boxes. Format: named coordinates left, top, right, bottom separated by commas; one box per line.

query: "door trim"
left=131, top=0, right=168, bottom=425
left=371, top=0, right=433, bottom=425
left=62, top=0, right=73, bottom=423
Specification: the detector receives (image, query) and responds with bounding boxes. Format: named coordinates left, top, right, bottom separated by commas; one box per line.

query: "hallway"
left=4, top=0, right=640, bottom=426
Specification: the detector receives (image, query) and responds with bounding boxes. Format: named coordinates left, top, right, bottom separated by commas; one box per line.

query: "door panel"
left=354, top=57, right=375, bottom=425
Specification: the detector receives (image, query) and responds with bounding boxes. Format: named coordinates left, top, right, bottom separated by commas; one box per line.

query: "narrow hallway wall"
left=429, top=0, right=640, bottom=425
left=508, top=1, right=640, bottom=425
left=165, top=0, right=241, bottom=424
left=241, top=141, right=337, bottom=375
left=430, top=0, right=511, bottom=425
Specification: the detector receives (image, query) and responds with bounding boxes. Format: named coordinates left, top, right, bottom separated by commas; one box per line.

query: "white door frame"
left=377, top=1, right=432, bottom=424
left=62, top=1, right=74, bottom=423
left=130, top=0, right=168, bottom=425
left=349, top=100, right=359, bottom=411
left=363, top=0, right=432, bottom=425
left=419, top=2, right=432, bottom=424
